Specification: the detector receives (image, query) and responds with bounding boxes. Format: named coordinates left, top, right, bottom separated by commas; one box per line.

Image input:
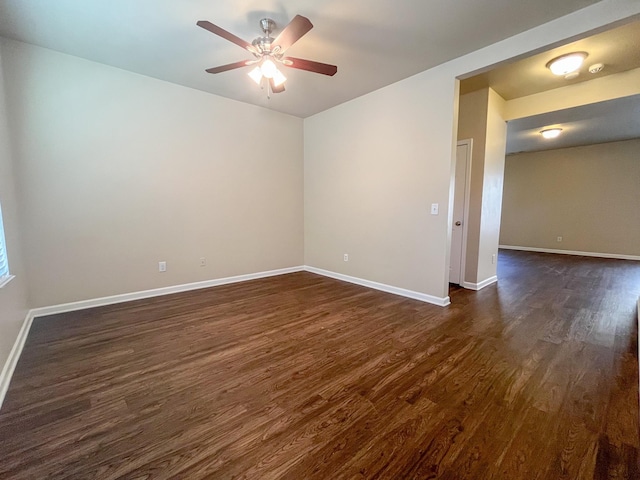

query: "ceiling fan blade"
left=205, top=60, right=252, bottom=74
left=197, top=20, right=258, bottom=54
left=283, top=57, right=337, bottom=76
left=272, top=15, right=313, bottom=53
left=269, top=78, right=285, bottom=94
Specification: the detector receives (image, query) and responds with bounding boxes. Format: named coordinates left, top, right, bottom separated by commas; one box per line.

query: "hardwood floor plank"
left=0, top=250, right=639, bottom=479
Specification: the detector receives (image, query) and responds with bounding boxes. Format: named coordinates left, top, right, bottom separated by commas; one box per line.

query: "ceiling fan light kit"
left=197, top=15, right=337, bottom=98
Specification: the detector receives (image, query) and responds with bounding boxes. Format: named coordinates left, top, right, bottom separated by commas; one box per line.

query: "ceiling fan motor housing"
left=252, top=36, right=275, bottom=54
left=252, top=19, right=279, bottom=55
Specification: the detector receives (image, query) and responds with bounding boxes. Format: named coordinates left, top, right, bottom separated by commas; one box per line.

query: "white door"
left=450, top=141, right=471, bottom=285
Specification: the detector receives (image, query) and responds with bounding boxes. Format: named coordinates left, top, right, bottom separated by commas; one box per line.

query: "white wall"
left=500, top=139, right=640, bottom=256
left=0, top=47, right=29, bottom=378
left=0, top=38, right=304, bottom=307
left=305, top=1, right=636, bottom=300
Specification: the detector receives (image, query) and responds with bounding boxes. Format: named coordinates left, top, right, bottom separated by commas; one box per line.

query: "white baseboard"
left=462, top=276, right=497, bottom=291
left=0, top=311, right=34, bottom=409
left=499, top=245, right=640, bottom=261
left=0, top=266, right=304, bottom=410
left=30, top=266, right=305, bottom=318
left=304, top=266, right=450, bottom=307
left=1, top=264, right=450, bottom=410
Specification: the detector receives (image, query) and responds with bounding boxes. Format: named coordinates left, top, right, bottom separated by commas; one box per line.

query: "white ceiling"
left=506, top=94, right=640, bottom=154
left=0, top=0, right=601, bottom=118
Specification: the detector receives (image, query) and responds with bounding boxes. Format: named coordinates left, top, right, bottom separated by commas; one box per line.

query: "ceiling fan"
left=197, top=15, right=337, bottom=96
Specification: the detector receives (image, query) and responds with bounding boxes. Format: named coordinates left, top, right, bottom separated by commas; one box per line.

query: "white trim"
left=453, top=139, right=473, bottom=286
left=0, top=311, right=34, bottom=409
left=304, top=266, right=450, bottom=307
left=27, top=266, right=453, bottom=317
left=1, top=264, right=450, bottom=410
left=462, top=275, right=498, bottom=291
left=30, top=266, right=305, bottom=318
left=0, top=275, right=15, bottom=289
left=499, top=245, right=640, bottom=261
left=1, top=266, right=306, bottom=410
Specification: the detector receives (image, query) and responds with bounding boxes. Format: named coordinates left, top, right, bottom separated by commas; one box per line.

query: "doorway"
left=449, top=139, right=472, bottom=286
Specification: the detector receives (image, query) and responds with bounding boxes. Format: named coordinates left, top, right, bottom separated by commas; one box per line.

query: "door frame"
left=452, top=139, right=473, bottom=287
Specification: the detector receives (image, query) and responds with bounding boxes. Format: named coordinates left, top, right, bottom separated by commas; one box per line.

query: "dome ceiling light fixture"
left=546, top=52, right=588, bottom=78
left=540, top=128, right=563, bottom=139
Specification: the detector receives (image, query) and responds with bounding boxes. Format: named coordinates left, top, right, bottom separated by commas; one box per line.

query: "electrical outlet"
left=199, top=257, right=206, bottom=267
left=344, top=254, right=349, bottom=262
left=158, top=261, right=167, bottom=272
left=557, top=236, right=563, bottom=242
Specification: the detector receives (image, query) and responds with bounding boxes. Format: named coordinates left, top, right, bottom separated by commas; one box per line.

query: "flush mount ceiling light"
left=540, top=128, right=563, bottom=139
left=546, top=52, right=588, bottom=77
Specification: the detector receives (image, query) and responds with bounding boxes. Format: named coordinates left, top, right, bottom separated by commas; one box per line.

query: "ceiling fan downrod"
left=252, top=18, right=281, bottom=57
left=260, top=18, right=275, bottom=36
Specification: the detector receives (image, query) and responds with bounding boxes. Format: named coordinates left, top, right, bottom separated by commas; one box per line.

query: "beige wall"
left=456, top=88, right=507, bottom=284
left=500, top=138, right=640, bottom=256
left=457, top=89, right=488, bottom=283
left=0, top=0, right=637, bottom=408
left=303, top=1, right=639, bottom=301
left=0, top=47, right=29, bottom=374
left=477, top=89, right=507, bottom=281
left=504, top=67, right=640, bottom=121
left=1, top=38, right=304, bottom=307
left=0, top=0, right=634, bottom=315
left=304, top=71, right=456, bottom=300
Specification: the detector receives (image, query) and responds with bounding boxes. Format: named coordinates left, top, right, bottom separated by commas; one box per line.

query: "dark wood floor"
left=0, top=250, right=639, bottom=479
